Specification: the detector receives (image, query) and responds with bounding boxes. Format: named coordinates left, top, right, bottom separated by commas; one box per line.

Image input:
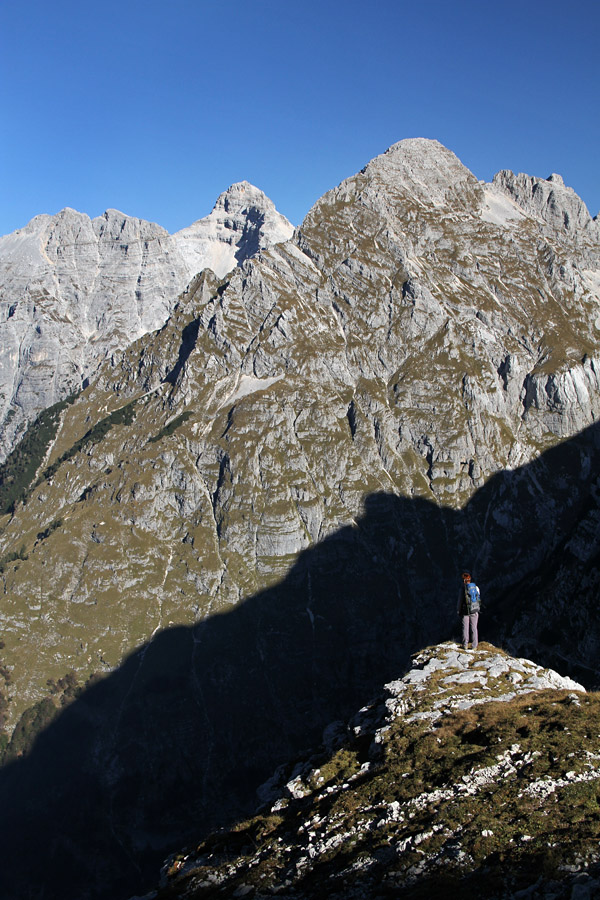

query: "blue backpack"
left=465, top=582, right=481, bottom=613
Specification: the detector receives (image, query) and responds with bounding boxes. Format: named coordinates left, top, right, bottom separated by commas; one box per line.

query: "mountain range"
left=0, top=182, right=293, bottom=462
left=0, top=138, right=599, bottom=900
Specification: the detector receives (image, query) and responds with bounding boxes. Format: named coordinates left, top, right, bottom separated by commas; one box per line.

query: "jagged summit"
left=0, top=184, right=292, bottom=462
left=493, top=167, right=599, bottom=237
left=7, top=205, right=168, bottom=238
left=173, top=180, right=293, bottom=279
left=95, top=206, right=166, bottom=226
left=211, top=180, right=281, bottom=214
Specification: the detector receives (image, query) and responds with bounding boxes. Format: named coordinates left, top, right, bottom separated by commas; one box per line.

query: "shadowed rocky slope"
left=1, top=425, right=600, bottom=900
left=156, top=643, right=595, bottom=900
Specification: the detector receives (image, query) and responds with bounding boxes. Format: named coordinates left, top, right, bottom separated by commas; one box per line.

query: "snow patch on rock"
left=221, top=374, right=285, bottom=408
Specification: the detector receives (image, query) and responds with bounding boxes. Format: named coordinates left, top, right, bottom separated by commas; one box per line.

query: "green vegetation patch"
left=148, top=409, right=193, bottom=444
left=0, top=393, right=78, bottom=515
left=40, top=398, right=138, bottom=484
left=0, top=544, right=28, bottom=574
left=35, top=518, right=63, bottom=544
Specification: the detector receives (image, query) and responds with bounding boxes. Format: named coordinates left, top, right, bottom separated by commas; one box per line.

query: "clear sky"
left=1, top=0, right=598, bottom=236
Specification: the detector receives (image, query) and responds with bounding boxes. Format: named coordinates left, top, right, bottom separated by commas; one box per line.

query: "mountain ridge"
left=153, top=641, right=596, bottom=900
left=0, top=184, right=293, bottom=462
left=2, top=138, right=600, bottom=723
left=1, top=137, right=600, bottom=899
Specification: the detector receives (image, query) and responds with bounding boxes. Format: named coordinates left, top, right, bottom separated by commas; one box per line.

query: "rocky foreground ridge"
left=1, top=139, right=600, bottom=900
left=151, top=642, right=600, bottom=900
left=0, top=182, right=293, bottom=462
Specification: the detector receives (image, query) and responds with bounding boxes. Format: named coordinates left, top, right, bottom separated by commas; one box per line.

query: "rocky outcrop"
left=155, top=643, right=600, bottom=900
left=493, top=169, right=600, bottom=249
left=0, top=187, right=292, bottom=462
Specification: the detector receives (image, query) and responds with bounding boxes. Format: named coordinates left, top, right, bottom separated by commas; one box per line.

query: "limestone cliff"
left=0, top=187, right=293, bottom=462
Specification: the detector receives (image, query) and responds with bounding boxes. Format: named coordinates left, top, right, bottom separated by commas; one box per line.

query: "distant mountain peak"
left=214, top=180, right=276, bottom=210
left=363, top=136, right=477, bottom=201
left=0, top=184, right=292, bottom=462
left=195, top=179, right=289, bottom=223
left=493, top=167, right=598, bottom=236
left=173, top=181, right=293, bottom=279
left=381, top=135, right=452, bottom=157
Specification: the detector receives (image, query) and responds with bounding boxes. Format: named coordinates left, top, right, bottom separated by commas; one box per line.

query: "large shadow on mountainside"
left=1, top=421, right=600, bottom=899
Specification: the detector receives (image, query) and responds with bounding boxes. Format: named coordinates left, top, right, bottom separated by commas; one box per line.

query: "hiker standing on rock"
left=458, top=571, right=481, bottom=650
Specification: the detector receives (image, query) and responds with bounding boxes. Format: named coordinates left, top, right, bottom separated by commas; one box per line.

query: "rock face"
left=492, top=169, right=600, bottom=247
left=173, top=181, right=295, bottom=281
left=0, top=138, right=600, bottom=900
left=0, top=187, right=293, bottom=462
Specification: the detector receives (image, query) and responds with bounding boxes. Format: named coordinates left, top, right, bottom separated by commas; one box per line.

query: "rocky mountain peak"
left=91, top=207, right=168, bottom=240
left=0, top=185, right=292, bottom=462
left=48, top=205, right=83, bottom=221
left=296, top=136, right=483, bottom=272
left=214, top=180, right=277, bottom=214
left=362, top=136, right=479, bottom=206
left=173, top=180, right=293, bottom=279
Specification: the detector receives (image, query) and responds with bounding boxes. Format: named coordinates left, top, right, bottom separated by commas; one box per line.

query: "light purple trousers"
left=462, top=613, right=479, bottom=649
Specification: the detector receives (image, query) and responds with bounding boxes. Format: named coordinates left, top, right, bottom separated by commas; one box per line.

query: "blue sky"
left=1, top=0, right=598, bottom=236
